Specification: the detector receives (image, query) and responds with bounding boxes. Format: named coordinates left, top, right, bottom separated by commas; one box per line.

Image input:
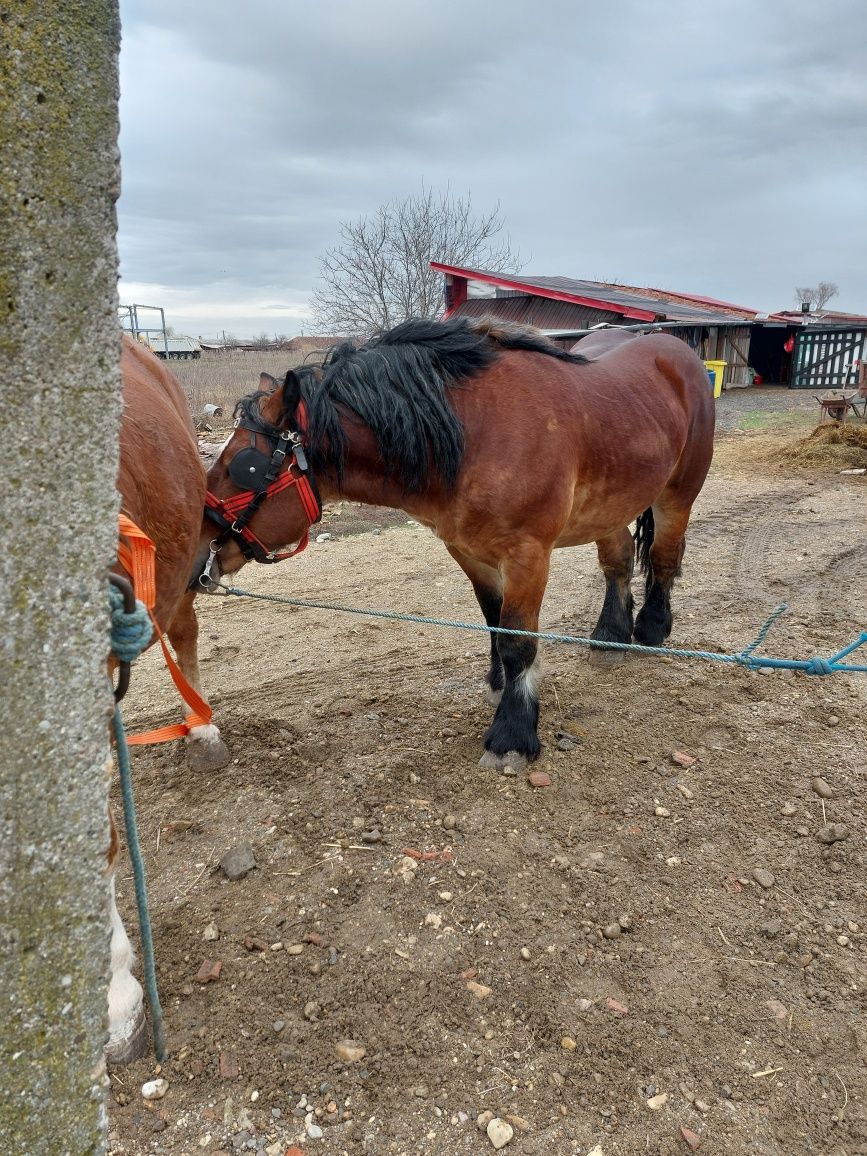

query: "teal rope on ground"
left=218, top=584, right=867, bottom=676
left=109, top=583, right=167, bottom=1062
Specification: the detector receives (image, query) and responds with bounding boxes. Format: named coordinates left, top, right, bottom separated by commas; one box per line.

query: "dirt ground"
left=108, top=394, right=866, bottom=1156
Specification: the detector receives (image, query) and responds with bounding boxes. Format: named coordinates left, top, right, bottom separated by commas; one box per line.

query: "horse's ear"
left=281, top=369, right=302, bottom=422
left=259, top=372, right=278, bottom=391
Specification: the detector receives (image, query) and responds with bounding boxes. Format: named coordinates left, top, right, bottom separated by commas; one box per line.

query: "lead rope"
left=108, top=579, right=167, bottom=1062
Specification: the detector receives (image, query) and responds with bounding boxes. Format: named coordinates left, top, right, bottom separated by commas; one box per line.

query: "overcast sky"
left=118, top=0, right=867, bottom=338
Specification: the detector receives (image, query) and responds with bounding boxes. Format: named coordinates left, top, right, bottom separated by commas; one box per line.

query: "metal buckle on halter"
left=198, top=541, right=222, bottom=590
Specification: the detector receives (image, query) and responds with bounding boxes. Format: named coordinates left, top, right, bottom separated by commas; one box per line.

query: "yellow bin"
left=704, top=359, right=727, bottom=398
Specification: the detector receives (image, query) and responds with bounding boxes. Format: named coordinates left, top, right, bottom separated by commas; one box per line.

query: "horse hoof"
left=105, top=1007, right=149, bottom=1065
left=588, top=647, right=626, bottom=668
left=186, top=733, right=231, bottom=773
left=479, top=749, right=529, bottom=773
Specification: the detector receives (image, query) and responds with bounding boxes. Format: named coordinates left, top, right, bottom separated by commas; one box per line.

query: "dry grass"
left=169, top=350, right=318, bottom=423
left=776, top=421, right=867, bottom=470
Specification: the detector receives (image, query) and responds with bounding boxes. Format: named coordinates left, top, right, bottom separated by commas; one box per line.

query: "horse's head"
left=191, top=369, right=322, bottom=592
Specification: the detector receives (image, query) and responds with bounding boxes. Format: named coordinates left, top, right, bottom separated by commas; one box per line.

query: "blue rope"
left=109, top=585, right=167, bottom=1062
left=217, top=584, right=867, bottom=676
left=108, top=583, right=153, bottom=662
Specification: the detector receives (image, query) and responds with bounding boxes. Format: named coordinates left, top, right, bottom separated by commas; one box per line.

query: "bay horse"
left=107, top=335, right=229, bottom=1063
left=192, top=317, right=714, bottom=772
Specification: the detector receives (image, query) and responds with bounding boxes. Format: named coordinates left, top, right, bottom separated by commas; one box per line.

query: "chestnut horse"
left=107, top=336, right=229, bottom=1062
left=193, top=317, right=714, bottom=772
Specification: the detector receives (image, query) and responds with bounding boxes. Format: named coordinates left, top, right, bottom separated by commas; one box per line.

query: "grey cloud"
left=118, top=0, right=867, bottom=334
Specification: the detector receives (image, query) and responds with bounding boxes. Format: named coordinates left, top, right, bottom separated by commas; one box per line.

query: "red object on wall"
left=783, top=335, right=795, bottom=353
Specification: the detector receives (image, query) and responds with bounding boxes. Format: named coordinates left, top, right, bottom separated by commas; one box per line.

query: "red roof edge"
left=430, top=261, right=657, bottom=322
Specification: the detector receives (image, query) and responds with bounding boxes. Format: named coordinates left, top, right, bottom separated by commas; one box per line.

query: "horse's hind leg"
left=167, top=591, right=231, bottom=773
left=479, top=542, right=550, bottom=771
left=589, top=528, right=635, bottom=667
left=446, top=546, right=504, bottom=703
left=633, top=502, right=691, bottom=646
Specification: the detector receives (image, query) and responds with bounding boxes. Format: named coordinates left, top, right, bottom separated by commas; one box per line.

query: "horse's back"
left=118, top=336, right=205, bottom=627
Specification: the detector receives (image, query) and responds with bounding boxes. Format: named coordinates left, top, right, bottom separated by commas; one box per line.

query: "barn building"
left=432, top=262, right=867, bottom=390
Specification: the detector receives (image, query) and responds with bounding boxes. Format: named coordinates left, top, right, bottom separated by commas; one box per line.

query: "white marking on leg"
left=515, top=653, right=542, bottom=703
left=107, top=876, right=144, bottom=1055
left=186, top=722, right=222, bottom=748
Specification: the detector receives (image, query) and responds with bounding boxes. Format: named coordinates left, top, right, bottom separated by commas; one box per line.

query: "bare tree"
left=794, top=281, right=839, bottom=310
left=312, top=189, right=521, bottom=336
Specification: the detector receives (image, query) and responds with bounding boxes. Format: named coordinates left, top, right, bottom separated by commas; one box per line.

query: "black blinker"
left=229, top=446, right=272, bottom=491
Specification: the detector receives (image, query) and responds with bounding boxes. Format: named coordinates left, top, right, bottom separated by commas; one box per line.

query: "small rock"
left=476, top=1111, right=494, bottom=1131
left=520, top=947, right=531, bottom=961
left=752, top=868, right=775, bottom=889
left=761, top=919, right=783, bottom=938
left=203, top=921, right=219, bottom=941
left=466, top=980, right=493, bottom=999
left=816, top=823, right=849, bottom=844
left=360, top=828, right=381, bottom=844
left=826, top=714, right=840, bottom=727
left=811, top=777, right=834, bottom=799
left=602, top=923, right=622, bottom=940
left=286, top=943, right=304, bottom=955
left=781, top=802, right=797, bottom=817
left=425, top=912, right=443, bottom=929
left=272, top=1020, right=285, bottom=1033
left=411, top=1084, right=429, bottom=1098
left=671, top=751, right=697, bottom=768
left=315, top=533, right=332, bottom=543
left=220, top=844, right=256, bottom=881
left=486, top=1117, right=514, bottom=1149
left=605, top=997, right=628, bottom=1016
left=694, top=1099, right=710, bottom=1114
left=195, top=959, right=222, bottom=984
left=306, top=1122, right=324, bottom=1139
left=765, top=998, right=788, bottom=1020
left=442, top=813, right=457, bottom=830
left=556, top=737, right=576, bottom=751
left=587, top=1148, right=605, bottom=1156
left=836, top=934, right=850, bottom=947
left=219, top=1050, right=240, bottom=1080
left=242, top=935, right=268, bottom=952
left=646, top=1092, right=668, bottom=1110
left=505, top=1114, right=530, bottom=1133
left=303, top=1001, right=320, bottom=1021
left=577, top=998, right=594, bottom=1012
left=438, top=891, right=453, bottom=902
left=654, top=806, right=671, bottom=818
left=141, top=1078, right=168, bottom=1100
left=335, top=1040, right=366, bottom=1063
left=677, top=784, right=694, bottom=800
left=561, top=1036, right=577, bottom=1050
left=395, top=855, right=419, bottom=881
left=527, top=770, right=552, bottom=788
left=681, top=1126, right=704, bottom=1151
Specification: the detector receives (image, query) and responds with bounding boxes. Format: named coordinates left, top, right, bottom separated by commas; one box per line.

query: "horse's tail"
left=634, top=508, right=654, bottom=587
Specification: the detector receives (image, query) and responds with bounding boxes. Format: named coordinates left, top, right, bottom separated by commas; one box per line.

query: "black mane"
left=239, top=316, right=586, bottom=494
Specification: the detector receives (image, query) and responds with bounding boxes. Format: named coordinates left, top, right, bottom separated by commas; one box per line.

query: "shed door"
left=791, top=329, right=865, bottom=389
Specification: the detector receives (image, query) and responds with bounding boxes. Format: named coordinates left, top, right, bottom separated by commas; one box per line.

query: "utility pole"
left=0, top=4, right=122, bottom=1152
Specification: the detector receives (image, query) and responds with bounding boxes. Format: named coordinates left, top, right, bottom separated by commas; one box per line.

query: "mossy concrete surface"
left=0, top=5, right=122, bottom=1153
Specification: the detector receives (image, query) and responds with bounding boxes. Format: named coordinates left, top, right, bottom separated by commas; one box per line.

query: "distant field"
left=169, top=349, right=318, bottom=422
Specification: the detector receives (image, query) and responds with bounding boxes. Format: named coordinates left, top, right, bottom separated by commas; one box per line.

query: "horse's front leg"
left=446, top=545, right=504, bottom=704
left=167, top=591, right=231, bottom=773
left=479, top=544, right=550, bottom=771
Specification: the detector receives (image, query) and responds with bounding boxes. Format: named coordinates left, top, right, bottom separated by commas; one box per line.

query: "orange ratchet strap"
left=117, top=513, right=213, bottom=745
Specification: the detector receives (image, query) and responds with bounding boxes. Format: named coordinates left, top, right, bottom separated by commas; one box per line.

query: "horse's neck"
left=315, top=425, right=428, bottom=516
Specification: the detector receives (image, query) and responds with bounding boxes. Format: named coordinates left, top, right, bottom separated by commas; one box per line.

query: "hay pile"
left=777, top=422, right=867, bottom=470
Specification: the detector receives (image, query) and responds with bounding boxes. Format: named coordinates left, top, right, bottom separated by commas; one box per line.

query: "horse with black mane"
left=193, top=316, right=714, bottom=770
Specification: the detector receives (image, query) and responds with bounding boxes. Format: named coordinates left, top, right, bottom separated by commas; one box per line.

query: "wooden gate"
left=791, top=328, right=866, bottom=389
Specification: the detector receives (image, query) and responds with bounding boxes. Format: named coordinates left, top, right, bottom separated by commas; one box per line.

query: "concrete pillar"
left=0, top=4, right=122, bottom=1152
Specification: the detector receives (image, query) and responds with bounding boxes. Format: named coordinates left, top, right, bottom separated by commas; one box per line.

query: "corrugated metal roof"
left=432, top=262, right=760, bottom=324
left=450, top=297, right=622, bottom=331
